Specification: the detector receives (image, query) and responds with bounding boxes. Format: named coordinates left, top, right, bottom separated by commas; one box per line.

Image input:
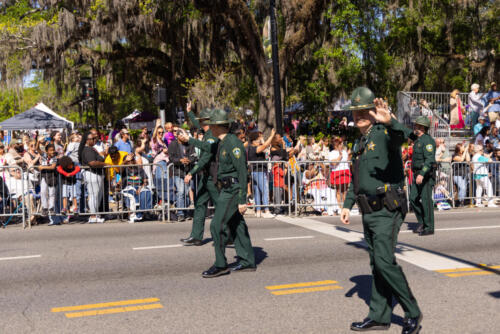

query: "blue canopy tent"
left=0, top=103, right=73, bottom=130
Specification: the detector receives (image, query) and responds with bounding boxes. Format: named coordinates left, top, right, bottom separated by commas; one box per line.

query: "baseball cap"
left=478, top=115, right=485, bottom=120
left=491, top=82, right=497, bottom=87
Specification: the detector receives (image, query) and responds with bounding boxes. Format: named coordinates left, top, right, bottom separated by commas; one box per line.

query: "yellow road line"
left=446, top=272, right=494, bottom=278
left=435, top=265, right=500, bottom=273
left=271, top=285, right=342, bottom=295
left=51, top=298, right=160, bottom=313
left=266, top=280, right=338, bottom=290
left=65, top=303, right=163, bottom=318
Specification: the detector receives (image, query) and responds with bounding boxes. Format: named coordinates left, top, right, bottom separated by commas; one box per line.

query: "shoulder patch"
left=232, top=147, right=242, bottom=159
left=207, top=138, right=215, bottom=144
left=426, top=144, right=433, bottom=152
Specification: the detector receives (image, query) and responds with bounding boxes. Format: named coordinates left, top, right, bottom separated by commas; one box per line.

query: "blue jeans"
left=453, top=175, right=467, bottom=201
left=174, top=176, right=191, bottom=217
left=154, top=162, right=174, bottom=204
left=252, top=171, right=269, bottom=211
left=124, top=187, right=152, bottom=219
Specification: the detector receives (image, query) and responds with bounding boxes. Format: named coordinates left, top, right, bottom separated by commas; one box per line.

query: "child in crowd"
left=37, top=144, right=57, bottom=216
left=56, top=156, right=81, bottom=214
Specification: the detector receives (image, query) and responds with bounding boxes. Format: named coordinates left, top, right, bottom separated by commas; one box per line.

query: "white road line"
left=264, top=236, right=314, bottom=241
left=400, top=225, right=500, bottom=233
left=0, top=255, right=41, bottom=261
left=276, top=217, right=474, bottom=271
left=133, top=244, right=183, bottom=251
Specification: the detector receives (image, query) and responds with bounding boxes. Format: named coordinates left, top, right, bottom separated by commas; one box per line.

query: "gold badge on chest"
left=367, top=141, right=376, bottom=151
left=222, top=150, right=227, bottom=157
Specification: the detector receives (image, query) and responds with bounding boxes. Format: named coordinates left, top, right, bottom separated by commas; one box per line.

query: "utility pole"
left=270, top=0, right=283, bottom=135
left=92, top=65, right=99, bottom=129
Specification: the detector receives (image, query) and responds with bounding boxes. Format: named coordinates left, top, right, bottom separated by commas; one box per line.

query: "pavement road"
left=1, top=209, right=499, bottom=334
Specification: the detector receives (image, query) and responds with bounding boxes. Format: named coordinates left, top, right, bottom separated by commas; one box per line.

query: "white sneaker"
left=261, top=211, right=275, bottom=219
left=96, top=217, right=105, bottom=223
left=488, top=202, right=498, bottom=207
left=129, top=214, right=137, bottom=223
left=88, top=217, right=97, bottom=224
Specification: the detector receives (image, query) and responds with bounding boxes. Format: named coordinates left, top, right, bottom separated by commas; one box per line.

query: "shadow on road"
left=405, top=222, right=421, bottom=232
left=340, top=226, right=500, bottom=277
left=254, top=247, right=268, bottom=266
left=488, top=291, right=500, bottom=298
left=345, top=275, right=404, bottom=326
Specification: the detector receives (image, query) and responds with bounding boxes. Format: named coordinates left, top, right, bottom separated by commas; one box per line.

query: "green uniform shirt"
left=188, top=129, right=217, bottom=176
left=344, top=118, right=411, bottom=209
left=411, top=133, right=436, bottom=177
left=214, top=133, right=248, bottom=205
left=189, top=133, right=248, bottom=205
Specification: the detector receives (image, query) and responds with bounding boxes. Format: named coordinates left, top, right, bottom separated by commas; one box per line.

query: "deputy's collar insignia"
left=232, top=147, right=241, bottom=159
left=367, top=141, right=376, bottom=151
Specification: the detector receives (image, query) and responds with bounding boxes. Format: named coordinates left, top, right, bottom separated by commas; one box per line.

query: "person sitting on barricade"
left=5, top=139, right=24, bottom=168
left=472, top=145, right=497, bottom=207
left=168, top=129, right=196, bottom=222
left=56, top=156, right=81, bottom=215
left=105, top=146, right=128, bottom=195
left=302, top=163, right=337, bottom=216
left=121, top=153, right=152, bottom=223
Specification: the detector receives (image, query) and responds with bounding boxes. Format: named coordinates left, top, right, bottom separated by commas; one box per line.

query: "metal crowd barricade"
left=0, top=166, right=27, bottom=228
left=404, top=161, right=454, bottom=207
left=247, top=161, right=292, bottom=215
left=451, top=161, right=500, bottom=207
left=433, top=162, right=453, bottom=203
left=26, top=163, right=165, bottom=224
left=294, top=160, right=351, bottom=216
left=165, top=162, right=205, bottom=221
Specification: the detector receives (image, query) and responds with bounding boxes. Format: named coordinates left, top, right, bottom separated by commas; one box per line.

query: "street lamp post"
left=77, top=56, right=99, bottom=129
left=270, top=0, right=283, bottom=135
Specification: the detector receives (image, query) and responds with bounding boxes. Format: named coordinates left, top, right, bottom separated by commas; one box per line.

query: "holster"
left=356, top=194, right=373, bottom=214
left=357, top=185, right=408, bottom=215
left=216, top=177, right=239, bottom=191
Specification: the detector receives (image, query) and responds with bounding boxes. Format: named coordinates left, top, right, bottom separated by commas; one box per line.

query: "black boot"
left=350, top=318, right=390, bottom=331
left=202, top=266, right=230, bottom=278
left=402, top=314, right=422, bottom=334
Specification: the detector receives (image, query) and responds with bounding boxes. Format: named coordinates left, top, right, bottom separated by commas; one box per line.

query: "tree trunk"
left=256, top=70, right=276, bottom=137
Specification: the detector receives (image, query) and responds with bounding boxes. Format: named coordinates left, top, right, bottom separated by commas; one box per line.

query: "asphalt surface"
left=1, top=208, right=499, bottom=334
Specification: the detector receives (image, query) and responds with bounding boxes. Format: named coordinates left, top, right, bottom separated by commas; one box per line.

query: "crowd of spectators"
left=1, top=88, right=500, bottom=226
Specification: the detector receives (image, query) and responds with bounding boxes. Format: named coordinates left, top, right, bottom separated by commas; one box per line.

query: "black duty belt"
left=216, top=177, right=239, bottom=190
left=356, top=184, right=407, bottom=215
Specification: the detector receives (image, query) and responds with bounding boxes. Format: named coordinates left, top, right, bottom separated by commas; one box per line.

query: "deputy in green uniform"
left=340, top=87, right=422, bottom=334
left=180, top=107, right=219, bottom=246
left=180, top=109, right=256, bottom=278
left=409, top=116, right=436, bottom=236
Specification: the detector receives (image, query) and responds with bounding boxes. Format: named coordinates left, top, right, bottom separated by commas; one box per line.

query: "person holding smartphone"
left=168, top=129, right=196, bottom=221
